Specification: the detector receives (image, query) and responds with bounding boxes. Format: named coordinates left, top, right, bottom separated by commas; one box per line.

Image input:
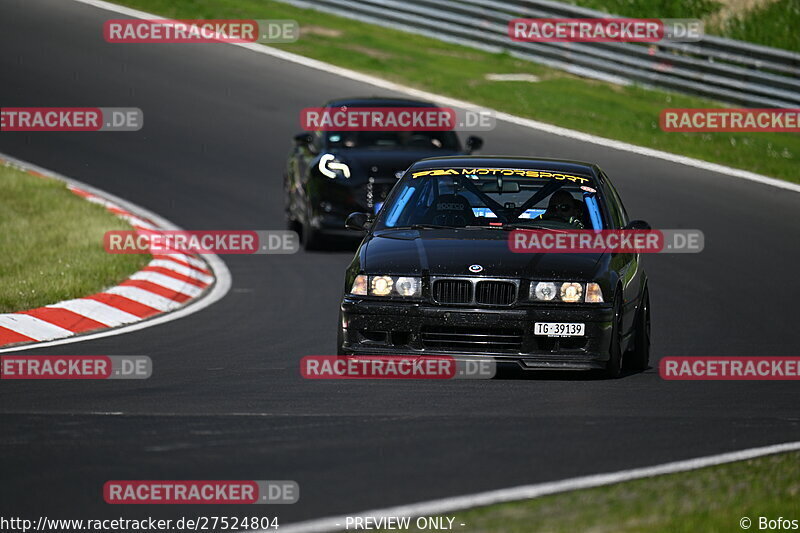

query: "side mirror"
left=345, top=212, right=373, bottom=231
left=294, top=132, right=314, bottom=148
left=625, top=219, right=651, bottom=230
left=465, top=135, right=483, bottom=154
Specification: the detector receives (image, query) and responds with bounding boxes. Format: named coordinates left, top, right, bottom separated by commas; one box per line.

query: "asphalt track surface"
left=1, top=0, right=799, bottom=525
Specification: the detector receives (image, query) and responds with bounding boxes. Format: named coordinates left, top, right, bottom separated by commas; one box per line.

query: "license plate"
left=534, top=322, right=585, bottom=337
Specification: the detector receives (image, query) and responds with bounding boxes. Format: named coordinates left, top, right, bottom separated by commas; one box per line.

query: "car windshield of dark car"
left=375, top=170, right=604, bottom=230
left=326, top=131, right=460, bottom=151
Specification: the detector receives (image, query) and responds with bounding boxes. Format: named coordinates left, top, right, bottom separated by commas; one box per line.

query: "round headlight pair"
left=351, top=275, right=421, bottom=298
left=532, top=281, right=582, bottom=302
left=531, top=282, right=603, bottom=303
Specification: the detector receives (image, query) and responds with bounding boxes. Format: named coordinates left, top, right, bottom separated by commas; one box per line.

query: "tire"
left=301, top=215, right=323, bottom=251
left=285, top=211, right=299, bottom=232
left=603, top=296, right=624, bottom=378
left=336, top=312, right=349, bottom=355
left=284, top=177, right=298, bottom=231
left=626, top=288, right=651, bottom=372
left=286, top=214, right=301, bottom=236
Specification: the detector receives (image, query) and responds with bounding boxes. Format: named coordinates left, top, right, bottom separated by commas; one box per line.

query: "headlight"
left=371, top=276, right=393, bottom=296
left=318, top=153, right=351, bottom=179
left=533, top=282, right=557, bottom=301
left=560, top=282, right=583, bottom=303
left=530, top=281, right=603, bottom=303
left=349, top=275, right=422, bottom=298
left=395, top=276, right=421, bottom=297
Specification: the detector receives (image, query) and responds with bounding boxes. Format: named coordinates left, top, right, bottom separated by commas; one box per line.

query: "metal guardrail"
left=279, top=0, right=800, bottom=108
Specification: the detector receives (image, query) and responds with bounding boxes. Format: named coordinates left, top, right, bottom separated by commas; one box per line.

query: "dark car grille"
left=475, top=280, right=517, bottom=305
left=432, top=279, right=518, bottom=306
left=432, top=279, right=472, bottom=304
left=356, top=179, right=396, bottom=210
left=421, top=326, right=524, bottom=352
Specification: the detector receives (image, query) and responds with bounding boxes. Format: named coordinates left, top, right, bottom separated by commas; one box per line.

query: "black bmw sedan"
left=284, top=97, right=482, bottom=250
left=338, top=156, right=651, bottom=377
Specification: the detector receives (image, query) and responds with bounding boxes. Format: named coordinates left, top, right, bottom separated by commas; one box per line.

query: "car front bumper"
left=340, top=298, right=615, bottom=370
left=309, top=176, right=393, bottom=233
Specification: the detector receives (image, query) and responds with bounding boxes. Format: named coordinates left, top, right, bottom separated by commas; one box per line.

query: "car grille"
left=475, top=280, right=517, bottom=305
left=432, top=278, right=519, bottom=306
left=432, top=279, right=472, bottom=304
left=421, top=326, right=524, bottom=352
left=356, top=178, right=396, bottom=211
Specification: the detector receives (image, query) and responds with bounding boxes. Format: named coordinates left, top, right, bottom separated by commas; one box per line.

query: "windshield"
left=325, top=130, right=460, bottom=150
left=375, top=168, right=605, bottom=230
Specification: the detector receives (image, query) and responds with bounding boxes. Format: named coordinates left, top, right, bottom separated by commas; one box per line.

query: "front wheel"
left=285, top=211, right=300, bottom=233
left=301, top=212, right=323, bottom=251
left=284, top=176, right=299, bottom=232
left=625, top=288, right=651, bottom=372
left=603, top=296, right=624, bottom=378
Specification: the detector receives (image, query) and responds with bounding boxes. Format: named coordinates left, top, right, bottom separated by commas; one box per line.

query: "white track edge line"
left=0, top=152, right=232, bottom=353
left=69, top=0, right=800, bottom=194
left=271, top=440, right=800, bottom=533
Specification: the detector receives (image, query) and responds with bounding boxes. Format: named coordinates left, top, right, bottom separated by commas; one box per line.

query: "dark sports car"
left=338, top=156, right=651, bottom=377
left=284, top=97, right=482, bottom=249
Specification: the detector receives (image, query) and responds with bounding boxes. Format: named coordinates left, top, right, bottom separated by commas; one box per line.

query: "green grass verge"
left=567, top=0, right=800, bottom=52
left=111, top=0, right=798, bottom=184
left=719, top=0, right=800, bottom=53
left=567, top=0, right=722, bottom=20
left=0, top=164, right=151, bottom=313
left=374, top=451, right=800, bottom=533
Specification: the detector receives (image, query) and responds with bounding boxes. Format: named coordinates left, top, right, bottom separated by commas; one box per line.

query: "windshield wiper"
left=410, top=224, right=451, bottom=229
left=385, top=223, right=501, bottom=231
left=461, top=224, right=504, bottom=230
left=412, top=224, right=497, bottom=230
left=382, top=224, right=452, bottom=230
left=500, top=222, right=551, bottom=230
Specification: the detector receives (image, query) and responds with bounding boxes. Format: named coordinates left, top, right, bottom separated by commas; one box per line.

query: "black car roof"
left=323, top=96, right=438, bottom=108
left=409, top=156, right=601, bottom=180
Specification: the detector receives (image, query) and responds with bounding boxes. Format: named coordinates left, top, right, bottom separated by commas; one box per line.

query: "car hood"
left=332, top=149, right=462, bottom=180
left=364, top=229, right=606, bottom=279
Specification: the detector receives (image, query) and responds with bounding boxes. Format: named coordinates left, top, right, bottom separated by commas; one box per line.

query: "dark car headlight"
left=350, top=275, right=422, bottom=298
left=530, top=281, right=604, bottom=303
